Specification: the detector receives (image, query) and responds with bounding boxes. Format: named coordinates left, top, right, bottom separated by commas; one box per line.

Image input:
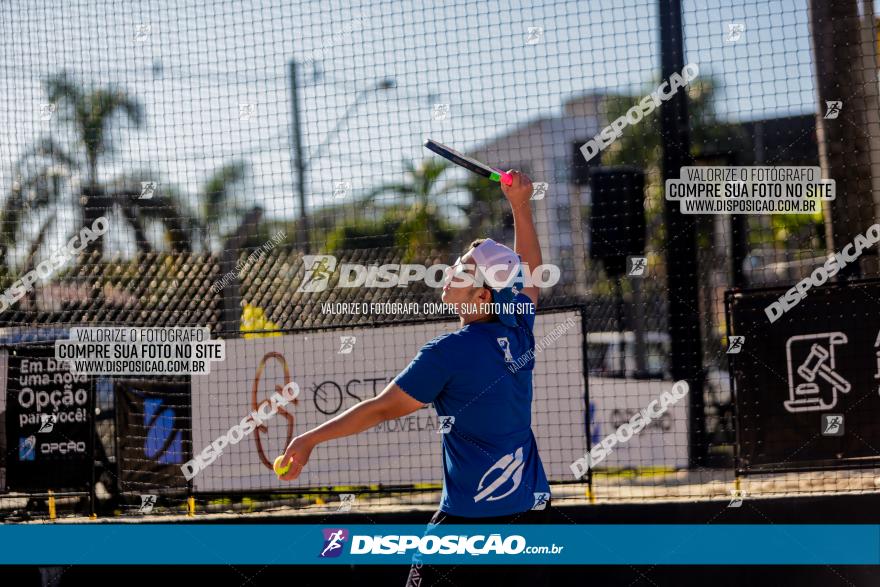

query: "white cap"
left=470, top=238, right=521, bottom=289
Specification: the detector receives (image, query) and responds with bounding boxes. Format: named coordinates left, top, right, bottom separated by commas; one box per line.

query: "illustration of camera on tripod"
left=784, top=332, right=851, bottom=413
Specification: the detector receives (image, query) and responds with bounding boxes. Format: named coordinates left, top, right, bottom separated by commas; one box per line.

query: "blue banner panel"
left=0, top=525, right=877, bottom=565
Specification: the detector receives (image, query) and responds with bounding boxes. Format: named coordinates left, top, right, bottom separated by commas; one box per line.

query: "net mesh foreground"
left=1, top=0, right=879, bottom=520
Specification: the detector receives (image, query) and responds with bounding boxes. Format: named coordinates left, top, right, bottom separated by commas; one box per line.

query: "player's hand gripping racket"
left=424, top=138, right=514, bottom=186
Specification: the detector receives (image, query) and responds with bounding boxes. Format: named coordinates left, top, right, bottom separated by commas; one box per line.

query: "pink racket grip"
left=494, top=169, right=514, bottom=186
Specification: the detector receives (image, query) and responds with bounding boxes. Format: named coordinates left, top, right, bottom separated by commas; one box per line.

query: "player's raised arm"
left=501, top=170, right=542, bottom=305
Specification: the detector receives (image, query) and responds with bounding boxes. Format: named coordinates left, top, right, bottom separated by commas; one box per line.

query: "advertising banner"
left=5, top=345, right=94, bottom=491
left=115, top=380, right=190, bottom=490
left=190, top=311, right=587, bottom=491
left=587, top=376, right=689, bottom=470
left=728, top=280, right=880, bottom=471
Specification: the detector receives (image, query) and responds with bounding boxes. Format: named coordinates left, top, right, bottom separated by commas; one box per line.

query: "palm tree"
left=42, top=72, right=147, bottom=257
left=44, top=72, right=144, bottom=187
left=106, top=171, right=194, bottom=253
left=198, top=160, right=249, bottom=252
left=360, top=159, right=460, bottom=259
left=602, top=76, right=751, bottom=253
left=0, top=137, right=76, bottom=270
left=601, top=76, right=749, bottom=358
left=4, top=73, right=201, bottom=261
left=602, top=77, right=738, bottom=170
left=459, top=174, right=512, bottom=244
left=114, top=161, right=252, bottom=255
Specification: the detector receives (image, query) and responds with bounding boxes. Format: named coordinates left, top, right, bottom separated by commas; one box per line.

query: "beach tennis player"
left=278, top=170, right=550, bottom=586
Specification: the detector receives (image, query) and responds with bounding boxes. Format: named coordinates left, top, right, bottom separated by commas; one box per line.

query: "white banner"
left=190, top=311, right=587, bottom=492
left=587, top=376, right=689, bottom=470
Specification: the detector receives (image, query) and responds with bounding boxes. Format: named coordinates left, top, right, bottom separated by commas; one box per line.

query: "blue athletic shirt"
left=394, top=293, right=550, bottom=517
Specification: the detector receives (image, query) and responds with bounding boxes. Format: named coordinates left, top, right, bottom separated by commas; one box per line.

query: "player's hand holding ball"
left=275, top=434, right=315, bottom=481
left=273, top=455, right=290, bottom=477
left=500, top=170, right=534, bottom=209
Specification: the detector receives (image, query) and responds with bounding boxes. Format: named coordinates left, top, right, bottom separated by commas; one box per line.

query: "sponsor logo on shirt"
left=474, top=447, right=524, bottom=502
left=496, top=337, right=514, bottom=363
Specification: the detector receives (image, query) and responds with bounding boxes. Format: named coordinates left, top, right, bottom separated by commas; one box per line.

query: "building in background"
left=472, top=93, right=819, bottom=293
left=469, top=95, right=603, bottom=296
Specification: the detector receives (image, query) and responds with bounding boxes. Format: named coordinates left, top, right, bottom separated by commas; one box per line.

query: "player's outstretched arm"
left=278, top=383, right=424, bottom=481
left=501, top=170, right=542, bottom=306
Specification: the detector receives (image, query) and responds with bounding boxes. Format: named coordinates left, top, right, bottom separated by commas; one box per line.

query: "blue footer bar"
left=0, top=524, right=877, bottom=565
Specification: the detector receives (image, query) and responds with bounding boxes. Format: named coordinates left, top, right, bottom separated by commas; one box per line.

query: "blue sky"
left=0, top=0, right=820, bottom=254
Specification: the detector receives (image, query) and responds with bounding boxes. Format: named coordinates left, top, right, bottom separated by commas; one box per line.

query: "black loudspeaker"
left=572, top=141, right=600, bottom=185
left=589, top=167, right=646, bottom=276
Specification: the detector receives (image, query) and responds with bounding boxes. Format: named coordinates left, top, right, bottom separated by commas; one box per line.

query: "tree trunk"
left=21, top=212, right=57, bottom=313
left=120, top=205, right=152, bottom=254
left=219, top=206, right=263, bottom=335
left=80, top=184, right=109, bottom=260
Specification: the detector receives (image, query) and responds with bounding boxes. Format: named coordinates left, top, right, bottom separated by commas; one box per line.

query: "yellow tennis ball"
left=273, top=455, right=291, bottom=477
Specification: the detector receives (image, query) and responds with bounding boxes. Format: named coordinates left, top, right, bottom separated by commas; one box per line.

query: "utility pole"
left=659, top=0, right=706, bottom=466
left=289, top=60, right=309, bottom=253
left=288, top=64, right=393, bottom=254
left=220, top=206, right=263, bottom=335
